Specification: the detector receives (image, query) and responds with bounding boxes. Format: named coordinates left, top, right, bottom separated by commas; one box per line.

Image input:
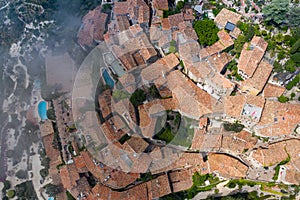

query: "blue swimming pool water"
left=38, top=101, right=48, bottom=120
left=103, top=69, right=114, bottom=88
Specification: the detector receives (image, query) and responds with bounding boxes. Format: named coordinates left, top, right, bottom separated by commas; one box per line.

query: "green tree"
left=262, top=0, right=289, bottom=26
left=46, top=109, right=56, bottom=120
left=290, top=39, right=300, bottom=54
left=278, top=95, right=289, bottom=103
left=130, top=89, right=146, bottom=106
left=288, top=7, right=300, bottom=28
left=291, top=52, right=300, bottom=63
left=285, top=59, right=296, bottom=72
left=291, top=93, right=296, bottom=99
left=176, top=1, right=185, bottom=10
left=234, top=35, right=246, bottom=57
left=194, top=20, right=219, bottom=47
left=44, top=183, right=63, bottom=196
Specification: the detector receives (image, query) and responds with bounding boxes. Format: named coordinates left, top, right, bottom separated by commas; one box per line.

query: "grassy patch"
left=272, top=155, right=290, bottom=181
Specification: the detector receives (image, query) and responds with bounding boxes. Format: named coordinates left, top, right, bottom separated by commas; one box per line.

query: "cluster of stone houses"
left=37, top=2, right=300, bottom=199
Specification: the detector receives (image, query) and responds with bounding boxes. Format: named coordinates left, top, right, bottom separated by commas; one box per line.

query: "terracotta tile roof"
left=214, top=8, right=242, bottom=28
left=208, top=153, right=248, bottom=178
left=111, top=114, right=130, bottom=133
left=129, top=24, right=144, bottom=36
left=178, top=21, right=198, bottom=41
left=150, top=174, right=171, bottom=199
left=252, top=142, right=288, bottom=166
left=132, top=51, right=146, bottom=66
left=169, top=71, right=216, bottom=119
left=150, top=147, right=163, bottom=161
left=191, top=128, right=206, bottom=149
left=284, top=163, right=300, bottom=185
left=98, top=89, right=112, bottom=119
left=78, top=6, right=108, bottom=46
left=224, top=94, right=265, bottom=120
left=169, top=169, right=193, bottom=192
left=125, top=134, right=149, bottom=153
left=141, top=59, right=170, bottom=84
left=191, top=130, right=222, bottom=151
left=49, top=167, right=62, bottom=186
left=131, top=153, right=152, bottom=173
left=183, top=9, right=195, bottom=21
left=168, top=13, right=184, bottom=29
left=143, top=98, right=178, bottom=114
left=118, top=73, right=137, bottom=94
left=151, top=152, right=208, bottom=174
left=158, top=31, right=172, bottom=48
left=73, top=155, right=88, bottom=173
left=127, top=182, right=149, bottom=200
left=39, top=120, right=54, bottom=137
left=221, top=130, right=257, bottom=155
left=208, top=53, right=232, bottom=73
left=153, top=0, right=168, bottom=10
left=106, top=170, right=140, bottom=189
left=110, top=28, right=156, bottom=71
left=101, top=121, right=126, bottom=142
left=255, top=101, right=300, bottom=137
left=284, top=139, right=300, bottom=184
left=161, top=53, right=180, bottom=69
left=241, top=61, right=273, bottom=95
left=200, top=40, right=231, bottom=58
left=218, top=29, right=234, bottom=47
left=81, top=151, right=97, bottom=173
left=114, top=2, right=130, bottom=15
left=238, top=36, right=268, bottom=78
left=137, top=5, right=149, bottom=24
left=112, top=98, right=137, bottom=127
left=162, top=18, right=171, bottom=30
left=230, top=27, right=241, bottom=39
left=116, top=15, right=131, bottom=31
left=26, top=106, right=38, bottom=125
left=42, top=134, right=62, bottom=167
left=89, top=184, right=111, bottom=200
left=263, top=83, right=285, bottom=98
left=150, top=25, right=163, bottom=41
left=60, top=164, right=80, bottom=190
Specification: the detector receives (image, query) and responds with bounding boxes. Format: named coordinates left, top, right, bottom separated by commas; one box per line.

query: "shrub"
left=278, top=95, right=289, bottom=103
left=228, top=182, right=236, bottom=188
left=223, top=121, right=245, bottom=132
left=277, top=50, right=285, bottom=60
left=168, top=46, right=176, bottom=54
left=286, top=74, right=300, bottom=90
left=40, top=168, right=49, bottom=179
left=7, top=190, right=15, bottom=198
left=291, top=93, right=296, bottom=99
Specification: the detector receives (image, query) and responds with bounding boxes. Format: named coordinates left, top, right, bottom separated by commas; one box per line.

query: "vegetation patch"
left=272, top=155, right=291, bottom=181
left=223, top=121, right=245, bottom=132
left=194, top=19, right=219, bottom=47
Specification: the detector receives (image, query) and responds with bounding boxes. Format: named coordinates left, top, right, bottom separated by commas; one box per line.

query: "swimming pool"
left=103, top=69, right=114, bottom=88
left=38, top=101, right=48, bottom=120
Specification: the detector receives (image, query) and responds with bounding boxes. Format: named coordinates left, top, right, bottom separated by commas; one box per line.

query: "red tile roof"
left=78, top=6, right=108, bottom=46
left=153, top=0, right=169, bottom=10
left=238, top=36, right=268, bottom=77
